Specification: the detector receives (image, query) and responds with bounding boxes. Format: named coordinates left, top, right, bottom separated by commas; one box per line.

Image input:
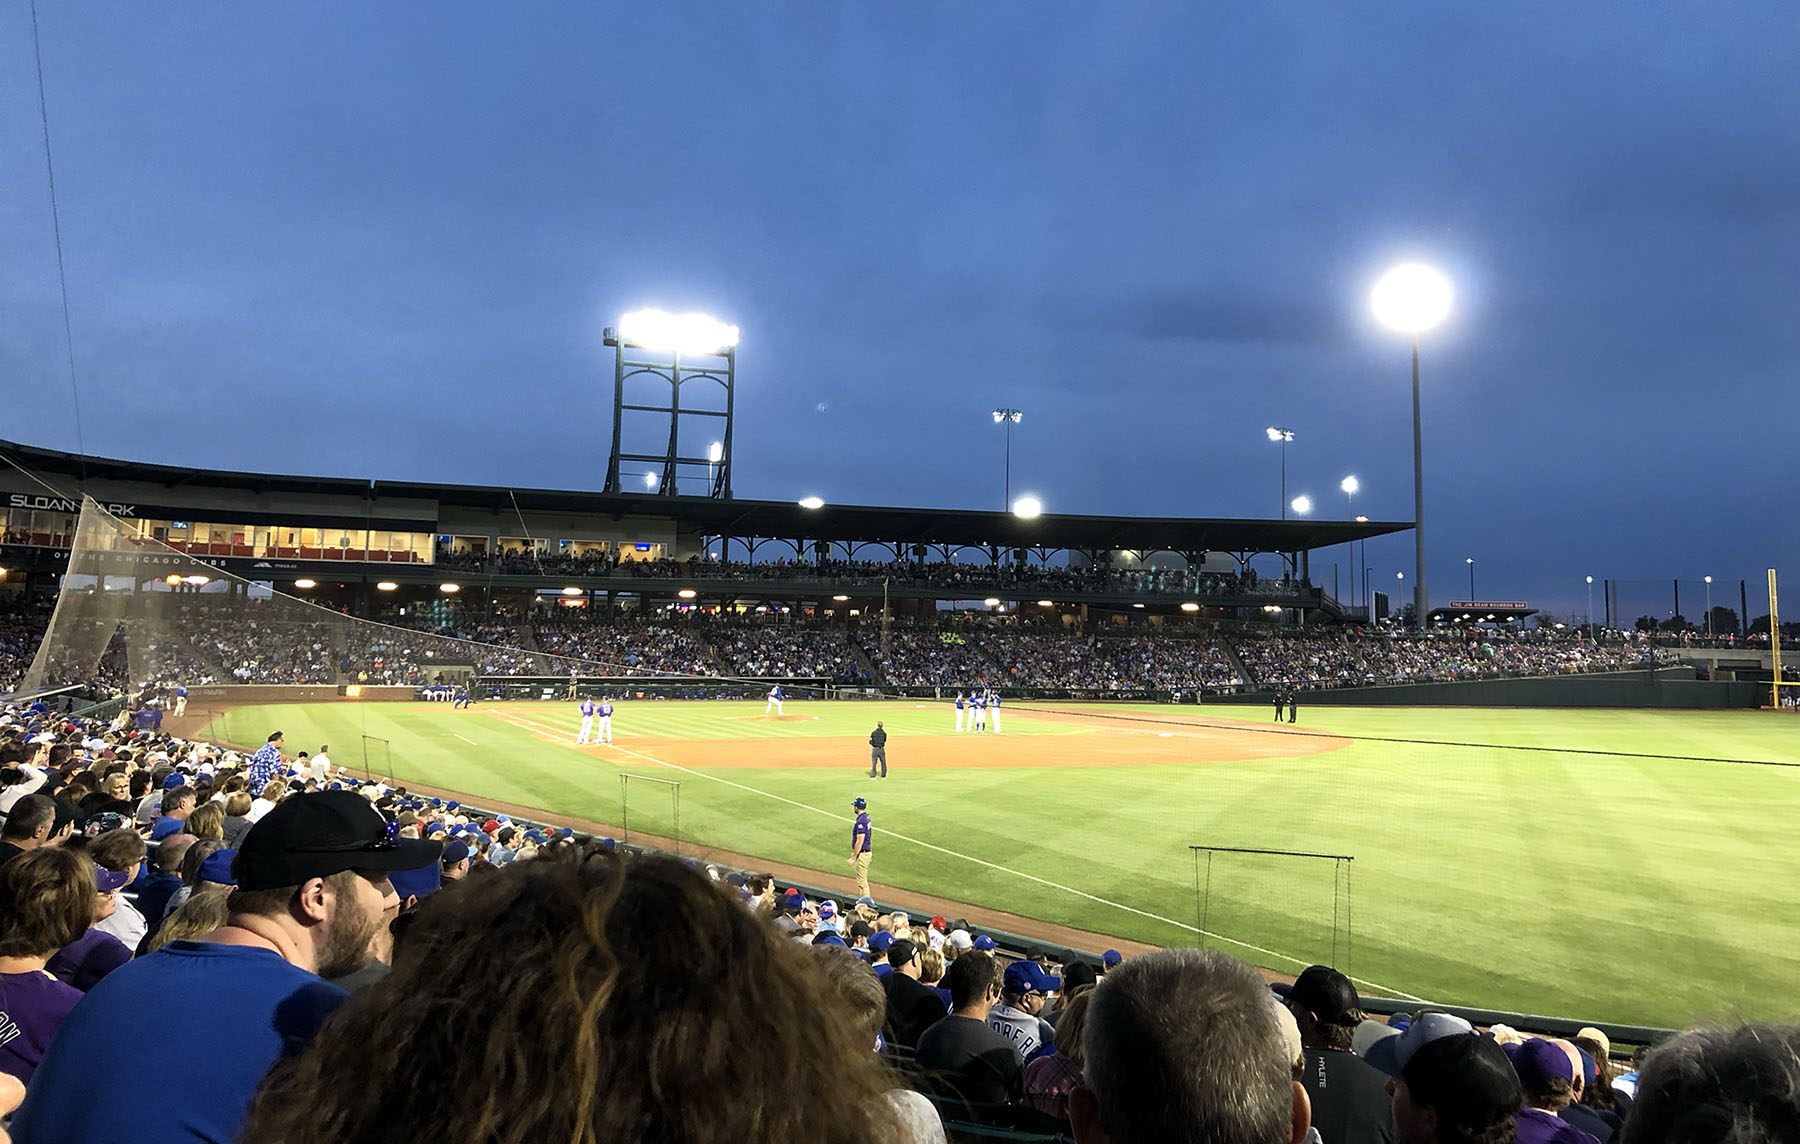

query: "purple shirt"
left=852, top=811, right=872, bottom=854
left=48, top=928, right=133, bottom=992
left=0, top=970, right=83, bottom=1084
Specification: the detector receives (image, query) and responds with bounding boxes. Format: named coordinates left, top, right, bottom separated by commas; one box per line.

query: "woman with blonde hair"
left=247, top=853, right=908, bottom=1144
left=184, top=802, right=225, bottom=842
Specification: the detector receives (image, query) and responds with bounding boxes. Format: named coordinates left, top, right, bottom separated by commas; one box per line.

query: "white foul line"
left=454, top=733, right=478, bottom=745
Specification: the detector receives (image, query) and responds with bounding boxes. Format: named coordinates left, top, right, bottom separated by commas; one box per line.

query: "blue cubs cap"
left=440, top=840, right=471, bottom=866
left=389, top=859, right=442, bottom=902
left=198, top=848, right=238, bottom=886
left=813, top=931, right=848, bottom=948
left=869, top=931, right=895, bottom=952
left=852, top=797, right=866, bottom=810
left=1102, top=949, right=1123, bottom=968
left=972, top=935, right=998, bottom=951
left=524, top=829, right=546, bottom=845
left=1003, top=960, right=1061, bottom=996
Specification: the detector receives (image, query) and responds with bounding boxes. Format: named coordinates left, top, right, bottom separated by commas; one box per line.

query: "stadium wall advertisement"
left=182, top=685, right=417, bottom=704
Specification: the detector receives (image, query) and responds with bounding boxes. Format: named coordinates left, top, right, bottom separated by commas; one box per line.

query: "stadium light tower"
left=1705, top=575, right=1713, bottom=635
left=993, top=409, right=1023, bottom=510
left=1290, top=494, right=1313, bottom=516
left=1266, top=427, right=1295, bottom=519
left=603, top=309, right=739, bottom=497
left=1587, top=575, right=1595, bottom=639
left=1371, top=262, right=1452, bottom=629
left=1466, top=556, right=1476, bottom=601
left=1341, top=476, right=1360, bottom=609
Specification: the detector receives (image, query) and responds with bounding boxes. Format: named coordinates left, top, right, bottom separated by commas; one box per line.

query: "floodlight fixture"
left=1180, top=602, right=1201, bottom=612
left=616, top=309, right=739, bottom=356
left=1266, top=426, right=1294, bottom=443
left=165, top=575, right=182, bottom=586
left=798, top=496, right=825, bottom=509
left=833, top=595, right=851, bottom=602
left=1290, top=495, right=1313, bottom=516
left=562, top=587, right=584, bottom=597
left=677, top=589, right=697, bottom=599
left=182, top=575, right=209, bottom=586
left=1340, top=475, right=1360, bottom=496
left=1037, top=600, right=1055, bottom=607
left=643, top=472, right=658, bottom=490
left=993, top=408, right=1023, bottom=424
left=1370, top=263, right=1452, bottom=334
left=1012, top=496, right=1043, bottom=518
left=294, top=579, right=317, bottom=589
left=439, top=583, right=460, bottom=593
left=983, top=597, right=1002, bottom=607
left=376, top=581, right=398, bottom=591
left=707, top=441, right=724, bottom=463
left=1354, top=515, right=1368, bottom=523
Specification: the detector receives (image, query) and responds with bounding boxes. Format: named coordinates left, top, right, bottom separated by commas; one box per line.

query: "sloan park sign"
left=9, top=494, right=138, bottom=516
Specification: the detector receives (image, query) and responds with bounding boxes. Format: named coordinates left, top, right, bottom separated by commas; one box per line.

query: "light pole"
left=1267, top=427, right=1295, bottom=519
left=1341, top=476, right=1359, bottom=609
left=993, top=409, right=1023, bottom=510
left=1705, top=575, right=1713, bottom=636
left=1586, top=575, right=1595, bottom=641
left=707, top=440, right=723, bottom=495
left=1466, top=557, right=1475, bottom=601
left=1372, top=263, right=1453, bottom=630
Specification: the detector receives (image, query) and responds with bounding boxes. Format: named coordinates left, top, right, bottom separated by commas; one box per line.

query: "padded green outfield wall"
left=1209, top=667, right=1760, bottom=709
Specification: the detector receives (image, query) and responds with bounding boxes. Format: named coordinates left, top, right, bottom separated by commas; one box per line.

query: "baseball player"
left=577, top=697, right=596, bottom=744
left=766, top=685, right=784, bottom=715
left=971, top=691, right=987, bottom=732
left=173, top=683, right=188, bottom=717
left=954, top=691, right=966, bottom=732
left=596, top=698, right=614, bottom=744
left=848, top=797, right=872, bottom=898
left=987, top=691, right=1002, bottom=734
left=869, top=721, right=888, bottom=779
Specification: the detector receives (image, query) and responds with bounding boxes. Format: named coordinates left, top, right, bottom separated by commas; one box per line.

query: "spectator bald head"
left=156, top=832, right=197, bottom=874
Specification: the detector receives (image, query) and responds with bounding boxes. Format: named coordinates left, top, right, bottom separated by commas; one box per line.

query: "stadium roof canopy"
left=1, top=438, right=1411, bottom=555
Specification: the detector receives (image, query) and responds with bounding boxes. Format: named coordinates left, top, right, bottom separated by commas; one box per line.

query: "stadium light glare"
left=677, top=589, right=697, bottom=599
left=1267, top=427, right=1295, bottom=517
left=798, top=496, right=825, bottom=509
left=1290, top=495, right=1313, bottom=516
left=1340, top=475, right=1360, bottom=496
left=983, top=597, right=1001, bottom=607
left=1266, top=426, right=1293, bottom=443
left=562, top=587, right=584, bottom=597
left=832, top=594, right=850, bottom=602
left=993, top=408, right=1023, bottom=424
left=1371, top=264, right=1452, bottom=334
left=439, top=583, right=460, bottom=593
left=165, top=575, right=182, bottom=586
left=294, top=579, right=316, bottom=589
left=617, top=309, right=739, bottom=355
left=643, top=472, right=658, bottom=490
left=182, top=576, right=209, bottom=586
left=376, top=581, right=398, bottom=591
left=1181, top=602, right=1200, bottom=612
left=707, top=440, right=723, bottom=463
left=1132, top=603, right=1145, bottom=609
left=1354, top=514, right=1368, bottom=523
left=1012, top=496, right=1043, bottom=518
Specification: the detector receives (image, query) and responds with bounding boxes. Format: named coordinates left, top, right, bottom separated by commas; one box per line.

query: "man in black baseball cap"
left=14, top=791, right=441, bottom=1144
left=1274, top=965, right=1396, bottom=1144
left=1362, top=1013, right=1521, bottom=1144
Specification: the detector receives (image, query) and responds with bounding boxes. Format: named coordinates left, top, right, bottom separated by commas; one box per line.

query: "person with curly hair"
left=244, top=851, right=910, bottom=1144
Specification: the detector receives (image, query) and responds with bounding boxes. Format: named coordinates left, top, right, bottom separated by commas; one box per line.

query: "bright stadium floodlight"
left=376, top=581, right=398, bottom=591
left=643, top=472, right=658, bottom=490
left=294, top=579, right=316, bottom=589
left=1291, top=495, right=1313, bottom=516
left=1181, top=602, right=1200, bottom=612
left=617, top=309, right=740, bottom=356
left=1038, top=599, right=1055, bottom=607
left=677, top=589, right=697, bottom=599
left=707, top=440, right=724, bottom=463
left=983, top=597, right=1001, bottom=607
left=1012, top=496, right=1043, bottom=518
left=165, top=575, right=182, bottom=586
left=1372, top=261, right=1452, bottom=630
left=798, top=496, right=825, bottom=509
left=1266, top=427, right=1295, bottom=517
left=439, top=583, right=460, bottom=594
left=562, top=587, right=584, bottom=597
left=1340, top=475, right=1360, bottom=496
left=833, top=594, right=850, bottom=602
left=182, top=575, right=209, bottom=586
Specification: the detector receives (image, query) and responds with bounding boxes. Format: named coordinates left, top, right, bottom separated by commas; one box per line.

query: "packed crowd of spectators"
left=1234, top=629, right=1674, bottom=688
left=0, top=610, right=51, bottom=693
left=703, top=622, right=872, bottom=683
left=0, top=710, right=1787, bottom=1143
left=533, top=617, right=718, bottom=677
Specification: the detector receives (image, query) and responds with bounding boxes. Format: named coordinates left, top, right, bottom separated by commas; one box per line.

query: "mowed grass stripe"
left=199, top=700, right=1800, bottom=1028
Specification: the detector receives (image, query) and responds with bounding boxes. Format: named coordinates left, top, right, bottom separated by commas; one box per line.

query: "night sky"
left=2, top=4, right=1796, bottom=621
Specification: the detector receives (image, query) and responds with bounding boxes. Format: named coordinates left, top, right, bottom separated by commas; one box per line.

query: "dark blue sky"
left=3, top=4, right=1796, bottom=619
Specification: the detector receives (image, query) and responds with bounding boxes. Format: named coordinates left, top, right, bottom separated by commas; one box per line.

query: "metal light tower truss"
left=603, top=313, right=737, bottom=497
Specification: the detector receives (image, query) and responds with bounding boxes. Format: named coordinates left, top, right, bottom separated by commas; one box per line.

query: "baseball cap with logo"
left=972, top=935, right=998, bottom=951
left=96, top=867, right=132, bottom=894
left=1272, top=964, right=1363, bottom=1027
left=234, top=791, right=442, bottom=892
left=1003, top=960, right=1061, bottom=996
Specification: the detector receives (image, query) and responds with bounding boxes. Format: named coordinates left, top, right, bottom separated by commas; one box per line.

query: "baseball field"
left=196, top=697, right=1800, bottom=1030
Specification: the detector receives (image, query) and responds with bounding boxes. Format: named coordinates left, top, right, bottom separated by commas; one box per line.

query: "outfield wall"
left=183, top=684, right=417, bottom=704
left=1220, top=667, right=1762, bottom=709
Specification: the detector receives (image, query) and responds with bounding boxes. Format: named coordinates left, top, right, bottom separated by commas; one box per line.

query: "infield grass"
left=200, top=698, right=1800, bottom=1030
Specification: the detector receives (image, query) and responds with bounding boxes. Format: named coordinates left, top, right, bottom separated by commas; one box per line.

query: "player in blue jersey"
left=577, top=697, right=596, bottom=744
left=765, top=685, right=784, bottom=715
left=971, top=691, right=987, bottom=732
left=987, top=691, right=1002, bottom=733
left=596, top=699, right=614, bottom=744
left=954, top=691, right=967, bottom=732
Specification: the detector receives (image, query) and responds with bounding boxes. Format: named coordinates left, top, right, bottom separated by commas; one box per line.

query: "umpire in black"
left=869, top=721, right=888, bottom=779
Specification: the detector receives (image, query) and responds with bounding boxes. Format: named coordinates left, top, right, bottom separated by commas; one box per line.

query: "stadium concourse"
left=0, top=704, right=1794, bottom=1142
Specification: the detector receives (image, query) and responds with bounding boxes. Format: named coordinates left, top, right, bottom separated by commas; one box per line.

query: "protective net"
left=20, top=497, right=824, bottom=697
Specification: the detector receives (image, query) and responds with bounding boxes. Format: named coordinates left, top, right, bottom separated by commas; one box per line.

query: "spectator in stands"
left=1571, top=1027, right=1628, bottom=1118
left=1276, top=964, right=1396, bottom=1144
left=248, top=777, right=285, bottom=822
left=243, top=853, right=906, bottom=1144
left=86, top=826, right=148, bottom=950
left=0, top=848, right=94, bottom=1084
left=989, top=959, right=1060, bottom=1064
left=883, top=937, right=950, bottom=1049
left=0, top=794, right=61, bottom=868
left=1070, top=948, right=1309, bottom=1144
left=440, top=838, right=472, bottom=880
left=144, top=889, right=231, bottom=953
left=1551, top=1039, right=1619, bottom=1143
left=45, top=863, right=133, bottom=990
left=77, top=769, right=134, bottom=817
left=1025, top=987, right=1092, bottom=1119
left=150, top=783, right=196, bottom=841
left=1510, top=1038, right=1601, bottom=1144
left=809, top=945, right=948, bottom=1143
left=134, top=832, right=194, bottom=941
left=221, top=790, right=255, bottom=846
left=914, top=949, right=1024, bottom=1106
left=1360, top=1012, right=1522, bottom=1144
left=14, top=790, right=441, bottom=1144
left=1619, top=1025, right=1800, bottom=1144
left=186, top=800, right=225, bottom=842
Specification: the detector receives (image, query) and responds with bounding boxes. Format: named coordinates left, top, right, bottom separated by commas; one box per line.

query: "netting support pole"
left=619, top=773, right=681, bottom=854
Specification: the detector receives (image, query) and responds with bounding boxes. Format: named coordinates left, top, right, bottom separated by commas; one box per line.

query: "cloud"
left=1121, top=289, right=1343, bottom=347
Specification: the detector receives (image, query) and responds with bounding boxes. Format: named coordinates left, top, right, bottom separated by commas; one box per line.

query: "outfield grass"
left=201, top=698, right=1800, bottom=1030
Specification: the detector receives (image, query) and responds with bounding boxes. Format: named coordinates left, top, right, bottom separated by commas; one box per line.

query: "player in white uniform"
left=596, top=699, right=614, bottom=744
left=954, top=692, right=966, bottom=732
left=766, top=685, right=784, bottom=715
left=987, top=691, right=1002, bottom=734
left=971, top=692, right=987, bottom=732
left=577, top=698, right=596, bottom=744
